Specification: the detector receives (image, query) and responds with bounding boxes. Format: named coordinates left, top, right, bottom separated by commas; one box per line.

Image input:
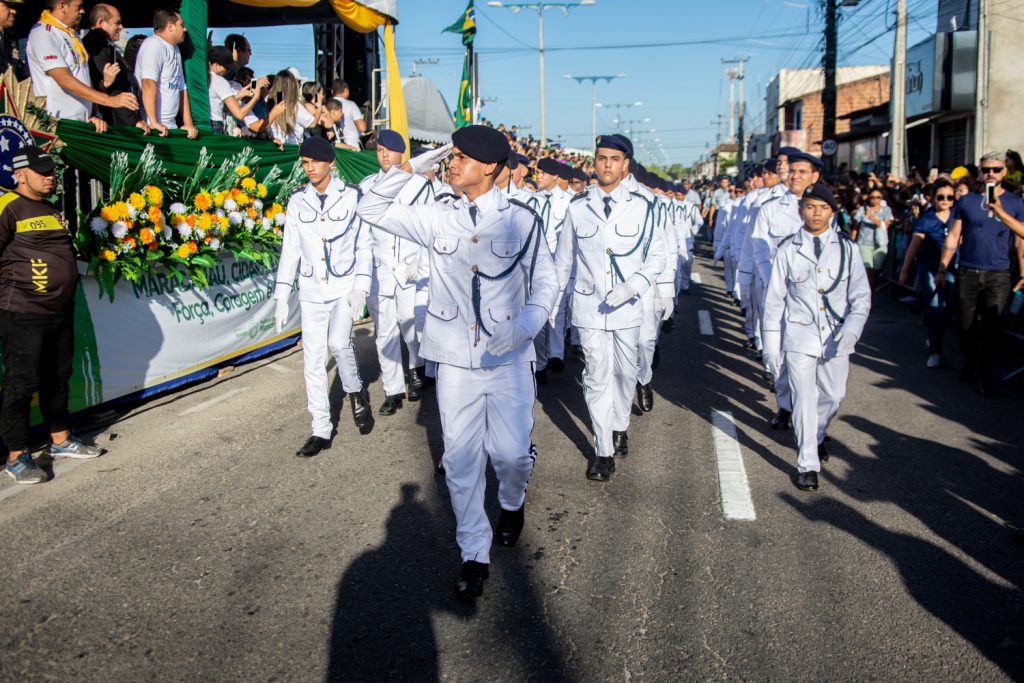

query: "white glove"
left=604, top=282, right=637, bottom=308
left=274, top=298, right=290, bottom=334
left=409, top=143, right=452, bottom=175
left=763, top=353, right=781, bottom=379
left=347, top=289, right=367, bottom=322
left=659, top=297, right=675, bottom=321
left=404, top=258, right=419, bottom=284
left=485, top=320, right=531, bottom=356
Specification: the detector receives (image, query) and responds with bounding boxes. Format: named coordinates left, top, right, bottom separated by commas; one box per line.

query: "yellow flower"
left=218, top=216, right=229, bottom=231
left=100, top=206, right=118, bottom=223
left=100, top=248, right=116, bottom=262
left=235, top=192, right=250, bottom=207
left=144, top=185, right=163, bottom=207
left=197, top=212, right=213, bottom=231
left=235, top=165, right=251, bottom=177
left=256, top=184, right=268, bottom=198
left=214, top=191, right=227, bottom=208
left=241, top=177, right=257, bottom=192
left=194, top=192, right=212, bottom=212
left=177, top=244, right=191, bottom=259
left=128, top=193, right=146, bottom=211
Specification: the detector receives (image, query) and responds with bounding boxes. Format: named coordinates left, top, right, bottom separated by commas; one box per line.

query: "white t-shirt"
left=335, top=97, right=363, bottom=149
left=27, top=21, right=93, bottom=121
left=229, top=81, right=260, bottom=127
left=270, top=103, right=314, bottom=146
left=207, top=71, right=236, bottom=123
left=134, top=35, right=186, bottom=128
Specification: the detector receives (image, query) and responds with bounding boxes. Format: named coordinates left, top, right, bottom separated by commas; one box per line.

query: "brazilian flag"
left=442, top=1, right=477, bottom=46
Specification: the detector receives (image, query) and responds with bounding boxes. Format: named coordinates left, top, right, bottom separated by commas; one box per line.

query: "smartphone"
left=275, top=92, right=283, bottom=105
left=986, top=182, right=996, bottom=204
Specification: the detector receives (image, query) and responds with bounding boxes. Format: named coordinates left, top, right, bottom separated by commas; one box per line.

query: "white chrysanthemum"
left=90, top=216, right=109, bottom=235
left=228, top=211, right=243, bottom=226
left=169, top=202, right=187, bottom=215
left=126, top=204, right=137, bottom=219
left=176, top=223, right=193, bottom=239
left=243, top=218, right=255, bottom=230
left=223, top=198, right=238, bottom=211
left=274, top=212, right=286, bottom=226
left=252, top=199, right=263, bottom=211
left=215, top=209, right=225, bottom=218
left=111, top=221, right=129, bottom=239
left=261, top=217, right=272, bottom=231
left=195, top=228, right=207, bottom=240
left=162, top=225, right=173, bottom=241
left=210, top=237, right=221, bottom=250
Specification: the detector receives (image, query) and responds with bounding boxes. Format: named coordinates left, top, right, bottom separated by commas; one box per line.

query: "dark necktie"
left=468, top=204, right=478, bottom=226
left=317, top=193, right=328, bottom=210
left=603, top=196, right=613, bottom=218
left=813, top=236, right=822, bottom=260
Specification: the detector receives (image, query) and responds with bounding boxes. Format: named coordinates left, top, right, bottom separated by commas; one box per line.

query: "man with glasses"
left=1, top=147, right=105, bottom=484
left=937, top=151, right=1024, bottom=395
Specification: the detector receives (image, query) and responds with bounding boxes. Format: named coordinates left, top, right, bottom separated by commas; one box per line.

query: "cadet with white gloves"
left=751, top=150, right=821, bottom=430
left=274, top=137, right=375, bottom=457
left=360, top=130, right=433, bottom=415
left=554, top=135, right=666, bottom=482
left=762, top=183, right=870, bottom=491
left=357, top=126, right=559, bottom=602
left=534, top=157, right=573, bottom=377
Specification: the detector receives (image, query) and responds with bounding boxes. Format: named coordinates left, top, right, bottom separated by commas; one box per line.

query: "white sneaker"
left=926, top=353, right=942, bottom=368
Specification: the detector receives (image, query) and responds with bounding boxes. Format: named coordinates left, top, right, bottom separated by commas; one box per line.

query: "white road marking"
left=698, top=310, right=713, bottom=335
left=692, top=272, right=703, bottom=285
left=711, top=410, right=756, bottom=521
left=180, top=388, right=248, bottom=416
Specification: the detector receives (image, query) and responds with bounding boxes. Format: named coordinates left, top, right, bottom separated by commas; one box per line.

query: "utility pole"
left=974, top=0, right=988, bottom=159
left=723, top=56, right=748, bottom=171
left=890, top=0, right=907, bottom=178
left=821, top=0, right=838, bottom=177
left=726, top=70, right=736, bottom=141
left=711, top=114, right=725, bottom=176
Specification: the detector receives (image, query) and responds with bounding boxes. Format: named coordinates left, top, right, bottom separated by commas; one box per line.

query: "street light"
left=564, top=73, right=624, bottom=144
left=487, top=0, right=596, bottom=147
left=597, top=101, right=642, bottom=130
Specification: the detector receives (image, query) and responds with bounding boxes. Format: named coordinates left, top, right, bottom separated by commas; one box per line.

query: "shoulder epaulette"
left=435, top=192, right=456, bottom=202
left=290, top=185, right=306, bottom=196
left=629, top=191, right=653, bottom=207
left=778, top=233, right=796, bottom=247
left=570, top=192, right=588, bottom=203
left=509, top=197, right=543, bottom=222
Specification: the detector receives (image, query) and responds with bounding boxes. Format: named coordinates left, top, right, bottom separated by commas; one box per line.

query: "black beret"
left=411, top=146, right=430, bottom=157
left=595, top=134, right=633, bottom=158
left=555, top=163, right=574, bottom=181
left=572, top=166, right=588, bottom=182
left=377, top=128, right=406, bottom=153
left=452, top=124, right=512, bottom=164
left=801, top=182, right=838, bottom=212
left=787, top=150, right=823, bottom=170
left=299, top=136, right=335, bottom=162
left=537, top=157, right=562, bottom=176
left=777, top=146, right=801, bottom=158
left=516, top=153, right=530, bottom=166
left=763, top=158, right=780, bottom=174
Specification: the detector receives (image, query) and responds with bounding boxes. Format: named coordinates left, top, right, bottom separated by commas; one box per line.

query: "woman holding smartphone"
left=267, top=70, right=324, bottom=147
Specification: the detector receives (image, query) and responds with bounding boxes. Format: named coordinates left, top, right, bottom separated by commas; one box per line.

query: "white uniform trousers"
left=748, top=274, right=764, bottom=349
left=300, top=298, right=364, bottom=439
left=786, top=352, right=849, bottom=473
left=738, top=272, right=754, bottom=339
left=548, top=287, right=569, bottom=362
left=437, top=362, right=537, bottom=564
left=677, top=251, right=691, bottom=292
left=533, top=323, right=550, bottom=371
left=637, top=292, right=665, bottom=385
left=722, top=252, right=736, bottom=295
left=368, top=286, right=421, bottom=397
left=579, top=326, right=641, bottom=458
left=774, top=356, right=793, bottom=411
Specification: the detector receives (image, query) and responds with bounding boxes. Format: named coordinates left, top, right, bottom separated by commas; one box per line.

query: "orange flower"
left=188, top=241, right=198, bottom=255
left=123, top=237, right=137, bottom=249
left=147, top=205, right=162, bottom=225
left=139, top=228, right=155, bottom=245
left=204, top=235, right=211, bottom=244
left=194, top=193, right=212, bottom=211
left=186, top=214, right=197, bottom=228
left=246, top=207, right=258, bottom=220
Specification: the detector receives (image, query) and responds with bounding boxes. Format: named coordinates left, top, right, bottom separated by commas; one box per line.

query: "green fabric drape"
left=55, top=120, right=380, bottom=191
left=181, top=0, right=211, bottom=132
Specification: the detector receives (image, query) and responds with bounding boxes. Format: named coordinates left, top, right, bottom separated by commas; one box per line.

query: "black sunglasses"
left=981, top=166, right=1004, bottom=174
left=935, top=194, right=954, bottom=200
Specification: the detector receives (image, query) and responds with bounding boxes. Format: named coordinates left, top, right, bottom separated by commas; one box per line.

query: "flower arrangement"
left=78, top=144, right=303, bottom=299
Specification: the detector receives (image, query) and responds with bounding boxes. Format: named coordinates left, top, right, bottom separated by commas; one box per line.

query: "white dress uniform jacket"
left=752, top=188, right=804, bottom=287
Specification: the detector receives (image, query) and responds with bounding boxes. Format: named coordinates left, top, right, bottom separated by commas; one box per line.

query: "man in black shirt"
left=1, top=146, right=103, bottom=485
left=0, top=0, right=26, bottom=79
left=81, top=3, right=146, bottom=130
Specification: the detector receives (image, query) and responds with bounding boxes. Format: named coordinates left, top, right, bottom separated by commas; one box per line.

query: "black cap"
left=801, top=182, right=838, bottom=212
left=207, top=46, right=235, bottom=68
left=777, top=146, right=801, bottom=158
left=451, top=125, right=512, bottom=165
left=377, top=128, right=406, bottom=154
left=298, top=136, right=335, bottom=162
left=787, top=150, right=823, bottom=170
left=537, top=157, right=562, bottom=176
left=516, top=153, right=529, bottom=167
left=11, top=146, right=55, bottom=175
left=595, top=134, right=633, bottom=158
left=763, top=158, right=780, bottom=174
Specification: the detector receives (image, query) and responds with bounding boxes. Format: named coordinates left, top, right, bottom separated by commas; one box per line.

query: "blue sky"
left=206, top=0, right=934, bottom=167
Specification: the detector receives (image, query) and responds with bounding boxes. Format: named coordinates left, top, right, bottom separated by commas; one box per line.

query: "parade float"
left=2, top=0, right=407, bottom=415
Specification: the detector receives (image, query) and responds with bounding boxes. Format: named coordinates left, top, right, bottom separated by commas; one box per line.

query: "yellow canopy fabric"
left=228, top=0, right=409, bottom=159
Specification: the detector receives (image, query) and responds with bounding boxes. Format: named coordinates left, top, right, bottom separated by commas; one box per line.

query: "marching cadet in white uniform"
left=713, top=188, right=740, bottom=302
left=359, top=130, right=433, bottom=415
left=738, top=158, right=785, bottom=353
left=751, top=150, right=821, bottom=430
left=672, top=183, right=701, bottom=295
left=631, top=167, right=677, bottom=413
left=357, top=125, right=559, bottom=602
left=731, top=171, right=762, bottom=316
left=554, top=135, right=666, bottom=481
left=762, top=183, right=870, bottom=491
left=274, top=137, right=375, bottom=457
left=534, top=157, right=573, bottom=377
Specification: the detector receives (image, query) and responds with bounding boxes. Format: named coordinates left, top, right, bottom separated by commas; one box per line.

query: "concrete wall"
left=983, top=10, right=1024, bottom=156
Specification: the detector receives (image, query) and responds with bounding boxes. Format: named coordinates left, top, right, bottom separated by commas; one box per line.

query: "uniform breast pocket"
left=297, top=210, right=318, bottom=224
left=613, top=222, right=640, bottom=238
left=299, top=261, right=313, bottom=278
left=574, top=280, right=596, bottom=297
left=427, top=299, right=458, bottom=322
left=326, top=207, right=351, bottom=223
left=491, top=240, right=521, bottom=259
left=432, top=237, right=460, bottom=273
left=488, top=307, right=516, bottom=324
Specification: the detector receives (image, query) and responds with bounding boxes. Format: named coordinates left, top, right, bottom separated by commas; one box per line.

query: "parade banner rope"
left=54, top=119, right=380, bottom=187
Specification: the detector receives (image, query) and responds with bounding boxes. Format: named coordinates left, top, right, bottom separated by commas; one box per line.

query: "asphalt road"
left=2, top=253, right=1022, bottom=682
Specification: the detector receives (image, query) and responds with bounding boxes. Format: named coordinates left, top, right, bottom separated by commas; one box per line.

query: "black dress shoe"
left=636, top=382, right=654, bottom=413
left=571, top=344, right=584, bottom=359
left=351, top=387, right=374, bottom=435
left=407, top=366, right=425, bottom=401
left=548, top=357, right=565, bottom=373
left=661, top=317, right=674, bottom=334
left=795, top=470, right=819, bottom=491
left=496, top=504, right=525, bottom=547
left=612, top=430, right=629, bottom=456
left=586, top=456, right=615, bottom=481
left=379, top=394, right=404, bottom=416
left=455, top=560, right=489, bottom=601
left=770, top=408, right=791, bottom=430
left=535, top=368, right=548, bottom=385
left=818, top=442, right=829, bottom=463
left=295, top=435, right=331, bottom=458
left=651, top=345, right=661, bottom=370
